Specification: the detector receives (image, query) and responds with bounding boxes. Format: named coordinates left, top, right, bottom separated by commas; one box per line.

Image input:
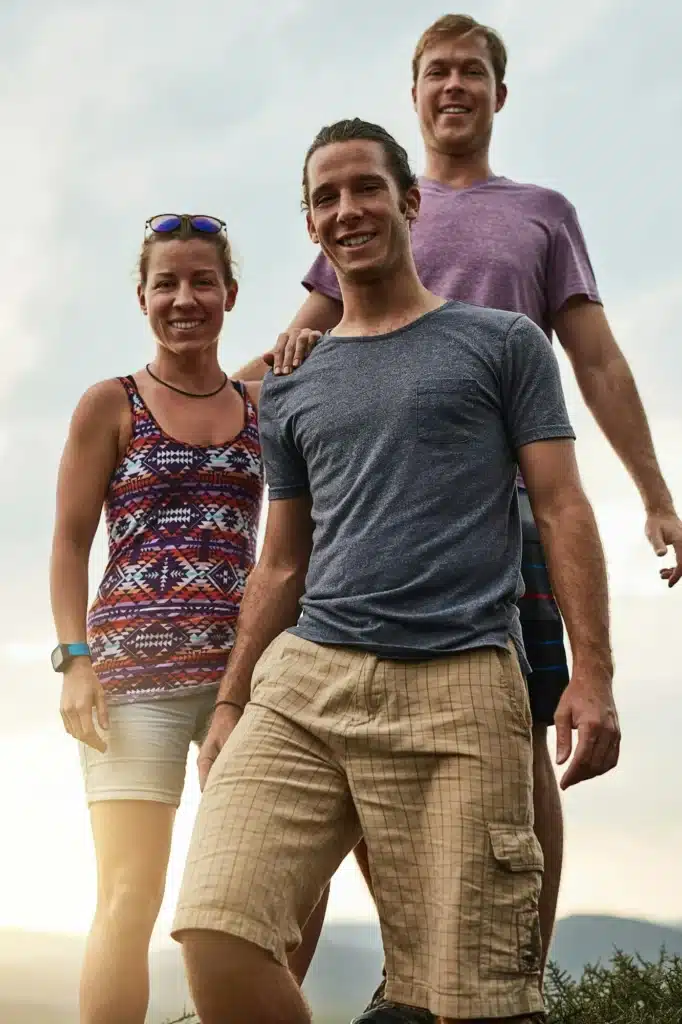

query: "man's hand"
left=197, top=703, right=243, bottom=791
left=554, top=670, right=620, bottom=790
left=645, top=509, right=682, bottom=588
left=264, top=328, right=323, bottom=376
left=60, top=660, right=109, bottom=753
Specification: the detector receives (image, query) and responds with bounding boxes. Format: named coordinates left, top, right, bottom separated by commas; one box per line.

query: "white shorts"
left=79, top=690, right=216, bottom=806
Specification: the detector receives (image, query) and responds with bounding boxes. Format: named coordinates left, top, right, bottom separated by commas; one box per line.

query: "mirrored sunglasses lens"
left=190, top=216, right=223, bottom=234
left=149, top=215, right=181, bottom=233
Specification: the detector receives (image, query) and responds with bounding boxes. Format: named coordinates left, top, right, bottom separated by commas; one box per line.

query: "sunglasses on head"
left=145, top=213, right=226, bottom=237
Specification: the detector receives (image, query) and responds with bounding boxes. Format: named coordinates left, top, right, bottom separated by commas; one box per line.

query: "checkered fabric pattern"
left=173, top=633, right=545, bottom=1020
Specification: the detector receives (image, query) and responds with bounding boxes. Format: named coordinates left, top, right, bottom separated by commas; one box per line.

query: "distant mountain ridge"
left=549, top=913, right=682, bottom=979
left=1, top=914, right=682, bottom=1023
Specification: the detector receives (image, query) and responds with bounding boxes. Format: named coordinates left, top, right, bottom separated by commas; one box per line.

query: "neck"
left=423, top=144, right=494, bottom=190
left=336, top=256, right=439, bottom=336
left=150, top=344, right=224, bottom=389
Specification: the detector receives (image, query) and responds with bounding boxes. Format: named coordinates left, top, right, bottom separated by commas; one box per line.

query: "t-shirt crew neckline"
left=418, top=173, right=506, bottom=196
left=326, top=299, right=453, bottom=344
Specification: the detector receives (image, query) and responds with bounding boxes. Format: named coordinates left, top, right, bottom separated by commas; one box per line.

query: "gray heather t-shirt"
left=259, top=301, right=575, bottom=666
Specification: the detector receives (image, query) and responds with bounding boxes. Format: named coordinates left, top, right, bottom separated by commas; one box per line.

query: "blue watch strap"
left=66, top=643, right=91, bottom=657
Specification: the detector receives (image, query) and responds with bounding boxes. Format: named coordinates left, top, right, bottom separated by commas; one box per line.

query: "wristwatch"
left=51, top=642, right=91, bottom=673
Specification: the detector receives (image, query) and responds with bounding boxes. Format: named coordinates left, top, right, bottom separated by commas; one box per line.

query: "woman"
left=50, top=214, right=319, bottom=1024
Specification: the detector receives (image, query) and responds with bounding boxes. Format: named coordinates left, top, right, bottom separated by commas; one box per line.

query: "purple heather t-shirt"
left=303, top=175, right=601, bottom=341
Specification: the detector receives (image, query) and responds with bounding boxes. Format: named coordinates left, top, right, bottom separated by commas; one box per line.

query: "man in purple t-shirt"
left=235, top=11, right=682, bottom=1016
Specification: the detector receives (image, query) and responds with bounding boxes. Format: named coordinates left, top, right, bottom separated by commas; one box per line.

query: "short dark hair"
left=412, top=14, right=508, bottom=87
left=302, top=118, right=418, bottom=210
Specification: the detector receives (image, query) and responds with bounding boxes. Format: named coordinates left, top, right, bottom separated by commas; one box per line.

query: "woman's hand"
left=60, top=660, right=109, bottom=752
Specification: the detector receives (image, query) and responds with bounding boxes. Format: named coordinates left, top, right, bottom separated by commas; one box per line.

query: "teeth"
left=442, top=105, right=470, bottom=114
left=170, top=320, right=203, bottom=329
left=339, top=234, right=374, bottom=248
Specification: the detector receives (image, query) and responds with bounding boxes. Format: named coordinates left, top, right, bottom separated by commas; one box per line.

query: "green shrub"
left=166, top=952, right=682, bottom=1023
left=545, top=950, right=682, bottom=1023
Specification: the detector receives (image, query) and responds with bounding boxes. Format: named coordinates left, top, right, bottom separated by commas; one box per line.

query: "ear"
left=225, top=280, right=239, bottom=312
left=411, top=83, right=417, bottom=110
left=306, top=211, right=320, bottom=246
left=404, top=184, right=421, bottom=224
left=137, top=283, right=148, bottom=316
left=495, top=82, right=508, bottom=114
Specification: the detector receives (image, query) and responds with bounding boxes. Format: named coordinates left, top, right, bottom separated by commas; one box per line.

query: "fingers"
left=95, top=688, right=110, bottom=732
left=560, top=717, right=620, bottom=790
left=60, top=707, right=76, bottom=739
left=660, top=566, right=681, bottom=587
left=272, top=330, right=322, bottom=376
left=647, top=515, right=682, bottom=587
left=272, top=332, right=291, bottom=376
left=668, top=539, right=682, bottom=587
left=60, top=702, right=107, bottom=752
left=647, top=522, right=667, bottom=557
left=197, top=736, right=219, bottom=791
left=554, top=710, right=573, bottom=766
left=293, top=330, right=320, bottom=369
left=78, top=704, right=107, bottom=752
left=197, top=752, right=215, bottom=792
left=559, top=725, right=596, bottom=790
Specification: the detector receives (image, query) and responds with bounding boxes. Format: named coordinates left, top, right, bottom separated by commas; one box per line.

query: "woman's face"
left=138, top=238, right=237, bottom=355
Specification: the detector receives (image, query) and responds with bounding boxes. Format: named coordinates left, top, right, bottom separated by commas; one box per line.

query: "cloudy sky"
left=1, top=0, right=681, bottom=940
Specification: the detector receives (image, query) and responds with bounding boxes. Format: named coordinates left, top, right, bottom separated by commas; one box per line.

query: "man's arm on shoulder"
left=518, top=439, right=620, bottom=788
left=232, top=290, right=343, bottom=380
left=214, top=495, right=313, bottom=709
left=555, top=297, right=681, bottom=583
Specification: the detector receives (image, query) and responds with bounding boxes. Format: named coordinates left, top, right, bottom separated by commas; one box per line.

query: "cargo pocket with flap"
left=482, top=823, right=544, bottom=977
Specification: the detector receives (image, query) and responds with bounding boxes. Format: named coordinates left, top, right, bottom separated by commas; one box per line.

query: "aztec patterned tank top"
left=87, top=375, right=263, bottom=703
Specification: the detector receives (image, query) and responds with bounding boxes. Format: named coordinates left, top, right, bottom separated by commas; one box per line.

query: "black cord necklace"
left=145, top=363, right=228, bottom=398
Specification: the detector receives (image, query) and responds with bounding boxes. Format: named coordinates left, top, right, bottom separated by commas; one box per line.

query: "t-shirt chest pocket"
left=415, top=377, right=481, bottom=447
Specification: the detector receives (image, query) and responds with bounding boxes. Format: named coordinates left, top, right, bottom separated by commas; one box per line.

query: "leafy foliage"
left=545, top=950, right=682, bottom=1024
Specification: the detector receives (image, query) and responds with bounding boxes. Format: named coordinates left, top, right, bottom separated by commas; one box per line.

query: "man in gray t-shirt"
left=261, top=301, right=573, bottom=669
left=175, top=120, right=619, bottom=1024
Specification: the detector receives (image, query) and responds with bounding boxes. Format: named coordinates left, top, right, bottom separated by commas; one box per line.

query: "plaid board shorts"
left=173, top=633, right=545, bottom=1020
left=518, top=488, right=570, bottom=725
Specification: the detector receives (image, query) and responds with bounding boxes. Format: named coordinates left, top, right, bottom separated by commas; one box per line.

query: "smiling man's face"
left=412, top=30, right=507, bottom=158
left=306, top=138, right=419, bottom=285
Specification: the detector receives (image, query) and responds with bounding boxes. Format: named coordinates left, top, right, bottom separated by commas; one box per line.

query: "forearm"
left=574, top=352, right=673, bottom=514
left=50, top=540, right=90, bottom=641
left=216, top=562, right=306, bottom=707
left=534, top=494, right=613, bottom=674
left=232, top=355, right=270, bottom=381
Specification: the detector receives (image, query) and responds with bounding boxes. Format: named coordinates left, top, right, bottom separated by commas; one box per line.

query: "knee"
left=96, top=872, right=165, bottom=934
left=181, top=931, right=296, bottom=1024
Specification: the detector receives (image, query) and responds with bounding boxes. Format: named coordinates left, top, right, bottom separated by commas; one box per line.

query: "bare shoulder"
left=70, top=378, right=129, bottom=434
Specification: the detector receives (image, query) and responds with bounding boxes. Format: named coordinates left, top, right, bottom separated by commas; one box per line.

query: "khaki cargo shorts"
left=172, top=633, right=544, bottom=1020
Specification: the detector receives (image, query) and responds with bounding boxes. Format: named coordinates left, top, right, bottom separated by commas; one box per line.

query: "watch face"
left=51, top=645, right=66, bottom=672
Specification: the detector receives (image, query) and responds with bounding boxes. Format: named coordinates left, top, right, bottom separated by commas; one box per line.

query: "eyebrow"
left=425, top=55, right=487, bottom=70
left=151, top=268, right=219, bottom=277
left=310, top=173, right=388, bottom=203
